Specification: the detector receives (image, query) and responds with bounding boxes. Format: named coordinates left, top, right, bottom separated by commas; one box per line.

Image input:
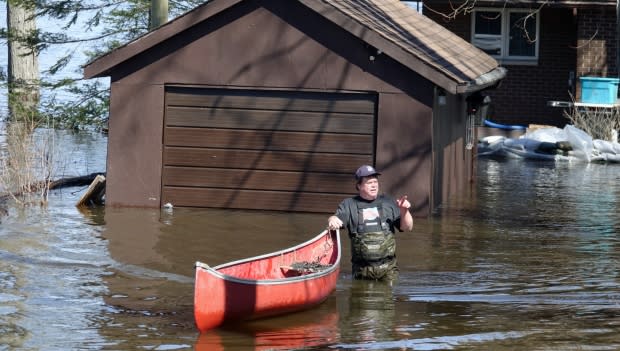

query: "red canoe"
left=194, top=229, right=341, bottom=332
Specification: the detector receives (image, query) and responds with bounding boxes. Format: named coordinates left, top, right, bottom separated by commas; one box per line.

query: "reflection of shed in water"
left=84, top=0, right=505, bottom=216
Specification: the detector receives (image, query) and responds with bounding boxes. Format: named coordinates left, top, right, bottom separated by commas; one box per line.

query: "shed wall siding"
left=432, top=92, right=471, bottom=208
left=106, top=83, right=164, bottom=207
left=375, top=93, right=432, bottom=212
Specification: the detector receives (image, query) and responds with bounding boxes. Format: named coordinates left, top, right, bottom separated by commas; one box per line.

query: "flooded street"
left=1, top=131, right=620, bottom=350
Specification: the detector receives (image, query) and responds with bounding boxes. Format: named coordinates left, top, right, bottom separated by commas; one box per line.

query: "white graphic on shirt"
left=362, top=207, right=380, bottom=227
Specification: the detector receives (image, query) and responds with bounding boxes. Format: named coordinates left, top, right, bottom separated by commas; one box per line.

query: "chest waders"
left=350, top=200, right=397, bottom=281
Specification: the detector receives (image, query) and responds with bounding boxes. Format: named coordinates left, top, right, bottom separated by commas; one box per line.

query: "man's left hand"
left=397, top=195, right=411, bottom=210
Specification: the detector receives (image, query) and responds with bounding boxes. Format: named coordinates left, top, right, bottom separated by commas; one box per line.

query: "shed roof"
left=84, top=0, right=505, bottom=94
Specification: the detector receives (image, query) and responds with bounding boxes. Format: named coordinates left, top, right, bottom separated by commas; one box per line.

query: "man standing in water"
left=327, top=165, right=413, bottom=281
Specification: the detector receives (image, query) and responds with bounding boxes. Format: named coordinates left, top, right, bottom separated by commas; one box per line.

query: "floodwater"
left=1, top=131, right=620, bottom=350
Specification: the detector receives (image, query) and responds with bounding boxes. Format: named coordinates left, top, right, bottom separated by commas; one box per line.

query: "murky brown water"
left=1, top=131, right=620, bottom=350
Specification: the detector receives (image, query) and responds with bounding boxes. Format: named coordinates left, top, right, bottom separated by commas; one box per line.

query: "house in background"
left=84, top=0, right=505, bottom=216
left=424, top=0, right=618, bottom=127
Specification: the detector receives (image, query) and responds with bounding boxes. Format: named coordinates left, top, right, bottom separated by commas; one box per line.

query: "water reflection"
left=341, top=280, right=398, bottom=342
left=195, top=298, right=339, bottom=350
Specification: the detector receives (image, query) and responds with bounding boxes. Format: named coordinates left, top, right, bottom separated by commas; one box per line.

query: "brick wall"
left=576, top=7, right=618, bottom=98
left=425, top=4, right=617, bottom=127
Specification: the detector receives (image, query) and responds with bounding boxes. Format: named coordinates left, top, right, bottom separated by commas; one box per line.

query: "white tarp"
left=478, top=125, right=620, bottom=163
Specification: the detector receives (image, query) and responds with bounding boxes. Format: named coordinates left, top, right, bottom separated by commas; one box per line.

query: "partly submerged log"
left=50, top=172, right=106, bottom=189
left=0, top=172, right=106, bottom=215
left=75, top=174, right=106, bottom=207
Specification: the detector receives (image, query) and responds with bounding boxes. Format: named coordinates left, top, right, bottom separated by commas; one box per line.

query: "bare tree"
left=423, top=0, right=546, bottom=42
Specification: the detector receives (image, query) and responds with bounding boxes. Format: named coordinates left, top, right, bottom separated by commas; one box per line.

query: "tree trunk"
left=150, top=0, right=169, bottom=30
left=6, top=0, right=40, bottom=121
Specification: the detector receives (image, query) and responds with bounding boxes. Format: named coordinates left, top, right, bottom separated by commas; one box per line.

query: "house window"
left=402, top=1, right=423, bottom=13
left=472, top=8, right=539, bottom=64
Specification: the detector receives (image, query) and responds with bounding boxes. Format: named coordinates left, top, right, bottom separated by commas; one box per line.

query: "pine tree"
left=2, top=0, right=204, bottom=130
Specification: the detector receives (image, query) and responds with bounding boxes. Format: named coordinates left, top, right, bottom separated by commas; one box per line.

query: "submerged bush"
left=565, top=105, right=620, bottom=143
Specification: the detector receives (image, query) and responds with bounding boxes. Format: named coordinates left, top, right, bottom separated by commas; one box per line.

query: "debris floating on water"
left=290, top=261, right=331, bottom=273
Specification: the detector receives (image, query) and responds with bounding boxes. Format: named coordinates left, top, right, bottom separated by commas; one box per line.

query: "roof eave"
left=455, top=66, right=507, bottom=94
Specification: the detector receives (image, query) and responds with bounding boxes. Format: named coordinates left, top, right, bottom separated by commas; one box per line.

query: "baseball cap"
left=355, top=165, right=381, bottom=179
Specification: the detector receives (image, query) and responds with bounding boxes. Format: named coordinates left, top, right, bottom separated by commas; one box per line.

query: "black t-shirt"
left=333, top=194, right=402, bottom=235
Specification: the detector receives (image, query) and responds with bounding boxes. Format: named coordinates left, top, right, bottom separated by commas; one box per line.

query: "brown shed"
left=84, top=0, right=505, bottom=216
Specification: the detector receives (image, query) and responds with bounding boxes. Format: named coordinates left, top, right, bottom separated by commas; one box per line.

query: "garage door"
left=162, top=87, right=377, bottom=213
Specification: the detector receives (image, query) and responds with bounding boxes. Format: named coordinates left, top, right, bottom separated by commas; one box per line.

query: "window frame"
left=471, top=7, right=540, bottom=64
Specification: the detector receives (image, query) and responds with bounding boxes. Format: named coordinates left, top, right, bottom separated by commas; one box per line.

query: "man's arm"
left=396, top=195, right=413, bottom=232
left=328, top=199, right=349, bottom=230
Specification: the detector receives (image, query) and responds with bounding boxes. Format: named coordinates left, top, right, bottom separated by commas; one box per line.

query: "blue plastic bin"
left=580, top=76, right=619, bottom=104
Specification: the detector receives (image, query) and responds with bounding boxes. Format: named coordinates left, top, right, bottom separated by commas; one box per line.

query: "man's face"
left=358, top=176, right=379, bottom=200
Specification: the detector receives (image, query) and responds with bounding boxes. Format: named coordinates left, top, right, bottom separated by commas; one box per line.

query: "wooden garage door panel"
left=166, top=89, right=375, bottom=114
left=162, top=187, right=350, bottom=213
left=164, top=127, right=374, bottom=154
left=163, top=167, right=357, bottom=193
left=162, top=88, right=376, bottom=212
left=163, top=147, right=371, bottom=173
left=166, top=106, right=373, bottom=134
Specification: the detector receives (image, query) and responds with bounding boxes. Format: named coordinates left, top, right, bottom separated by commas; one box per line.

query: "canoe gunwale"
left=194, top=229, right=341, bottom=285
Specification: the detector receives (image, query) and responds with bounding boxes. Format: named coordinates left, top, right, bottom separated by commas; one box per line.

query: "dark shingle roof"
left=301, top=0, right=504, bottom=92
